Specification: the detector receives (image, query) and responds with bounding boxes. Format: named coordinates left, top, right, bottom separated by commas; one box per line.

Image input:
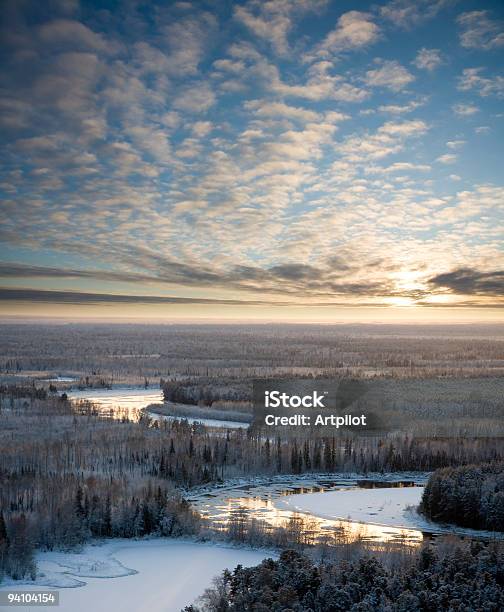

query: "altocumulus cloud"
left=0, top=0, right=503, bottom=314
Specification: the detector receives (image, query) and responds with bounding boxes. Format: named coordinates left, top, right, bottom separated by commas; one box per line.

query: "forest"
left=0, top=387, right=201, bottom=581
left=2, top=323, right=504, bottom=387
left=420, top=462, right=504, bottom=531
left=1, top=383, right=503, bottom=583
left=187, top=542, right=504, bottom=611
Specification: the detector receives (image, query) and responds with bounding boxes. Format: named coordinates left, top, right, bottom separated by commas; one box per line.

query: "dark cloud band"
left=0, top=286, right=501, bottom=309
left=429, top=268, right=504, bottom=297
left=0, top=287, right=276, bottom=306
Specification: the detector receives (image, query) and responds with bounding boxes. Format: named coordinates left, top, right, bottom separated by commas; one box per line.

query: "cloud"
left=235, top=0, right=327, bottom=56
left=380, top=0, right=456, bottom=29
left=191, top=121, right=213, bottom=137
left=15, top=136, right=61, bottom=152
left=379, top=121, right=428, bottom=137
left=458, top=68, right=504, bottom=98
left=0, top=263, right=156, bottom=283
left=161, top=12, right=218, bottom=76
left=365, top=60, right=415, bottom=91
left=267, top=60, right=369, bottom=102
left=436, top=153, right=457, bottom=164
left=452, top=103, right=479, bottom=116
left=1, top=1, right=503, bottom=316
left=457, top=11, right=504, bottom=50
left=446, top=140, right=465, bottom=150
left=219, top=43, right=368, bottom=104
left=234, top=3, right=291, bottom=56
left=268, top=263, right=322, bottom=281
left=377, top=99, right=427, bottom=114
left=429, top=268, right=504, bottom=296
left=244, top=100, right=321, bottom=123
left=337, top=120, right=428, bottom=163
left=413, top=48, right=443, bottom=71
left=173, top=82, right=216, bottom=112
left=126, top=125, right=172, bottom=162
left=0, top=259, right=407, bottom=302
left=316, top=11, right=380, bottom=55
left=365, top=162, right=431, bottom=174
left=264, top=121, right=338, bottom=161
left=29, top=51, right=104, bottom=128
left=0, top=287, right=283, bottom=306
left=245, top=100, right=348, bottom=127
left=37, top=19, right=113, bottom=54
left=0, top=287, right=405, bottom=308
left=175, top=138, right=202, bottom=158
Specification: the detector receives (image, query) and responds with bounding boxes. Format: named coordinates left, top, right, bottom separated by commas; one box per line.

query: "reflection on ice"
left=68, top=388, right=247, bottom=428
left=68, top=388, right=163, bottom=421
left=193, top=479, right=425, bottom=547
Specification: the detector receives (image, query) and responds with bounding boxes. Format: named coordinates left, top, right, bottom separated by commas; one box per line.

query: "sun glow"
left=387, top=296, right=416, bottom=307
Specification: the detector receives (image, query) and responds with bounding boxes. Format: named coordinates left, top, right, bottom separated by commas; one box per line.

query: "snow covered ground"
left=275, top=486, right=424, bottom=529
left=0, top=540, right=274, bottom=612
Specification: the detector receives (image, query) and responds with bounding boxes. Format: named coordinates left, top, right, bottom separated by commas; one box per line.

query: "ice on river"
left=0, top=539, right=274, bottom=612
left=68, top=388, right=247, bottom=428
left=276, top=486, right=424, bottom=529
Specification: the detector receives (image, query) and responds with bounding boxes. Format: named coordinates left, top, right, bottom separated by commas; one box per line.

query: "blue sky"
left=0, top=0, right=503, bottom=321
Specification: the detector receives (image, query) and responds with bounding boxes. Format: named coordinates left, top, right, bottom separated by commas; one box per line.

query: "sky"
left=0, top=0, right=503, bottom=323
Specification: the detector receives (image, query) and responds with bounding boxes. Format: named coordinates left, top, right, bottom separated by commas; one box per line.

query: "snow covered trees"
left=0, top=514, right=36, bottom=581
left=190, top=543, right=504, bottom=611
left=420, top=462, right=504, bottom=530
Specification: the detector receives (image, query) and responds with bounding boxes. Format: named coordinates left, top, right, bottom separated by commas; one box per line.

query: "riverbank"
left=147, top=401, right=251, bottom=423
left=146, top=403, right=249, bottom=429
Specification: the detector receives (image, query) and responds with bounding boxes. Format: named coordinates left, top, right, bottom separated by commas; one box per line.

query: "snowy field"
left=0, top=540, right=274, bottom=612
left=276, top=486, right=424, bottom=529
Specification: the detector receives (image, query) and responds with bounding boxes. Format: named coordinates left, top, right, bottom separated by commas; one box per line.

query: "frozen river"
left=189, top=474, right=428, bottom=546
left=68, top=388, right=164, bottom=419
left=188, top=473, right=504, bottom=546
left=68, top=387, right=248, bottom=429
left=0, top=540, right=273, bottom=612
